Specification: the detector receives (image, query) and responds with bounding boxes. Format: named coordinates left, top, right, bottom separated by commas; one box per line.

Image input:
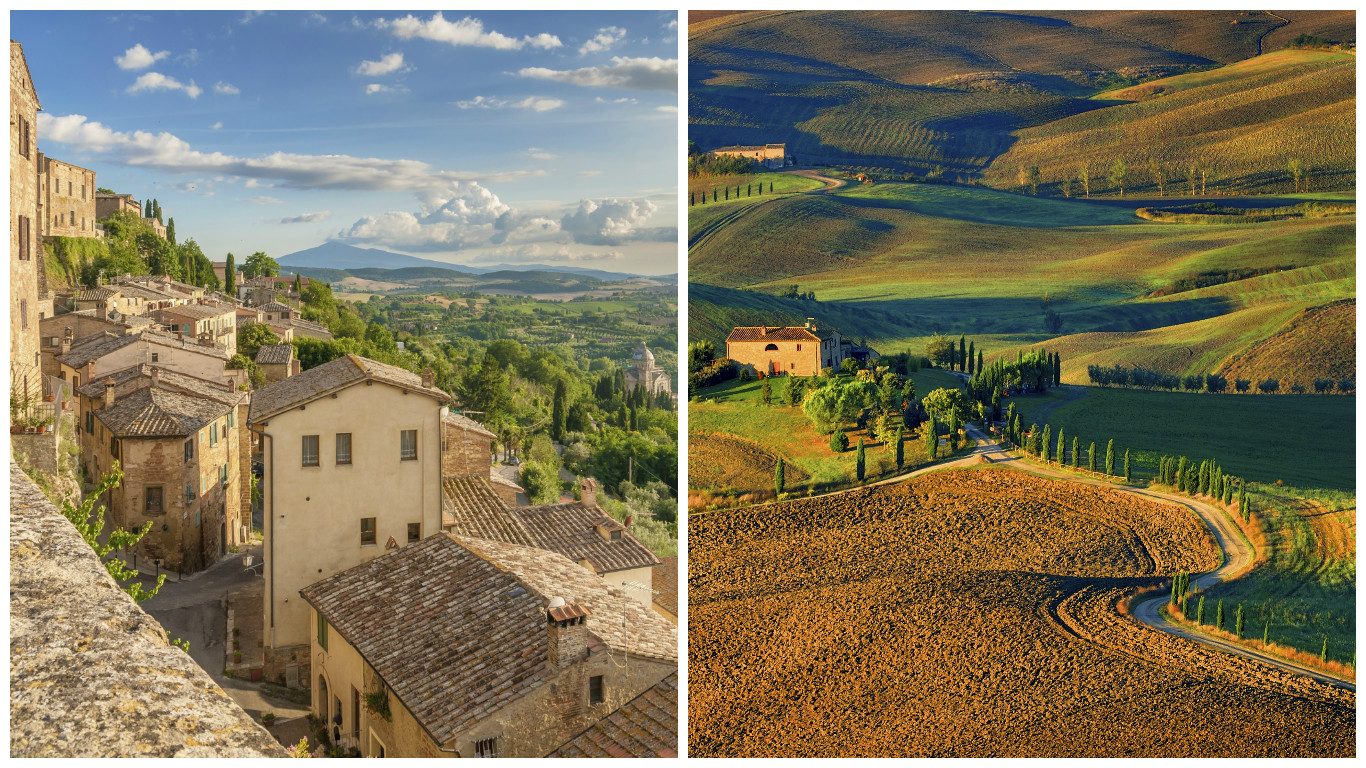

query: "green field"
left=1008, top=385, right=1354, bottom=491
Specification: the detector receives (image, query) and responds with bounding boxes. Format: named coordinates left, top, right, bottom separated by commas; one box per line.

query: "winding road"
left=845, top=423, right=1353, bottom=691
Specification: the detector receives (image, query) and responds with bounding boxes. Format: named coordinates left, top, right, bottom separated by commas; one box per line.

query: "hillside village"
left=10, top=39, right=677, bottom=758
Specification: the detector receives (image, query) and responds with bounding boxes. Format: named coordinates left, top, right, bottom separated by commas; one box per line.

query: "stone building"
left=624, top=343, right=671, bottom=397
left=652, top=555, right=678, bottom=625
left=440, top=411, right=522, bottom=505
left=300, top=534, right=676, bottom=758
left=78, top=367, right=246, bottom=571
left=726, top=318, right=845, bottom=377
left=73, top=285, right=153, bottom=318
left=547, top=672, right=678, bottom=757
left=11, top=41, right=44, bottom=405
left=154, top=301, right=238, bottom=354
left=709, top=142, right=788, bottom=169
left=57, top=328, right=233, bottom=391
left=254, top=343, right=297, bottom=384
left=36, top=153, right=97, bottom=239
left=38, top=312, right=151, bottom=378
left=95, top=191, right=140, bottom=221
left=248, top=354, right=450, bottom=684
left=440, top=475, right=660, bottom=610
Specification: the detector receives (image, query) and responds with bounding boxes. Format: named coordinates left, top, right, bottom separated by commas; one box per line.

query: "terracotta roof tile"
left=76, top=365, right=242, bottom=406
left=60, top=329, right=231, bottom=368
left=248, top=353, right=448, bottom=423
left=443, top=411, right=495, bottom=439
left=74, top=287, right=120, bottom=302
left=726, top=326, right=821, bottom=343
left=547, top=673, right=678, bottom=758
left=652, top=556, right=678, bottom=617
left=254, top=344, right=293, bottom=365
left=300, top=534, right=676, bottom=746
left=96, top=387, right=234, bottom=438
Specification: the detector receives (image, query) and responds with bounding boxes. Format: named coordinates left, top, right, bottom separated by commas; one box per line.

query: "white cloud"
left=666, top=18, right=678, bottom=30
left=211, top=121, right=223, bottom=130
left=595, top=96, right=636, bottom=104
left=657, top=105, right=678, bottom=113
left=378, top=13, right=561, bottom=50
left=115, top=43, right=169, bottom=70
left=456, top=95, right=562, bottom=111
left=518, top=56, right=677, bottom=92
left=366, top=84, right=393, bottom=95
left=579, top=170, right=602, bottom=177
left=240, top=11, right=265, bottom=24
left=579, top=26, right=626, bottom=55
left=127, top=72, right=202, bottom=99
left=306, top=12, right=328, bottom=25
left=355, top=52, right=407, bottom=76
left=527, top=148, right=557, bottom=160
left=214, top=81, right=240, bottom=95
left=282, top=211, right=332, bottom=224
left=337, top=181, right=517, bottom=251
left=241, top=196, right=283, bottom=205
left=512, top=96, right=564, bottom=112
left=560, top=198, right=659, bottom=245
left=177, top=48, right=200, bottom=66
left=38, top=112, right=542, bottom=191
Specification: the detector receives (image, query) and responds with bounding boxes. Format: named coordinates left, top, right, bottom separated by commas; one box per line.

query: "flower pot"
left=37, top=425, right=48, bottom=433
left=44, top=395, right=54, bottom=402
left=10, top=426, right=19, bottom=434
left=233, top=652, right=242, bottom=663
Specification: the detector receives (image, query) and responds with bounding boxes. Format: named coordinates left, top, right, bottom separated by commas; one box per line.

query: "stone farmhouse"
left=57, top=328, right=234, bottom=391
left=300, top=534, right=677, bottom=758
left=547, top=671, right=678, bottom=757
left=248, top=354, right=452, bottom=683
left=76, top=366, right=247, bottom=571
left=254, top=343, right=298, bottom=384
left=726, top=318, right=847, bottom=377
left=36, top=152, right=97, bottom=239
left=440, top=475, right=660, bottom=610
left=624, top=342, right=671, bottom=397
left=94, top=191, right=139, bottom=220
left=710, top=142, right=789, bottom=169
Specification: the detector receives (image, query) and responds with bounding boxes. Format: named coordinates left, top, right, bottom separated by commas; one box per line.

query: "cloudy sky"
left=13, top=10, right=679, bottom=274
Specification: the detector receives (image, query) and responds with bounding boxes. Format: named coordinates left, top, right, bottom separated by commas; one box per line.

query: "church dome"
left=633, top=344, right=654, bottom=362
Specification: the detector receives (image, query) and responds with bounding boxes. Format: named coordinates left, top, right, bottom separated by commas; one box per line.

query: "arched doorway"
left=317, top=675, right=330, bottom=722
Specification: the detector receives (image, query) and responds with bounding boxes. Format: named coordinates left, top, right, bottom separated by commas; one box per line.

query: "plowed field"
left=689, top=431, right=809, bottom=492
left=688, top=467, right=1356, bottom=756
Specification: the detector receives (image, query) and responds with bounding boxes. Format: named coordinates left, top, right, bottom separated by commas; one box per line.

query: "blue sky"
left=11, top=10, right=680, bottom=274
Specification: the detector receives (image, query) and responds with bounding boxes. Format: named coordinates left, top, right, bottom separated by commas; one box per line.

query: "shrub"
left=1257, top=378, right=1280, bottom=393
left=1234, top=379, right=1251, bottom=393
left=829, top=429, right=849, bottom=453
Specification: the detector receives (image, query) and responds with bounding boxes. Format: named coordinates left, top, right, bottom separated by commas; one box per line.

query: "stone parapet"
left=9, top=462, right=287, bottom=757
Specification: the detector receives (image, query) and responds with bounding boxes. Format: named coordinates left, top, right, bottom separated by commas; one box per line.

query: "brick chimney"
left=546, top=598, right=590, bottom=670
left=806, top=317, right=814, bottom=329
left=150, top=367, right=160, bottom=388
left=421, top=368, right=435, bottom=389
left=102, top=378, right=116, bottom=410
left=60, top=327, right=73, bottom=356
left=759, top=326, right=767, bottom=337
left=578, top=477, right=598, bottom=509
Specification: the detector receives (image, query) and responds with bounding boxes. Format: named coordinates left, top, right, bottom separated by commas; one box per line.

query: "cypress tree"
left=856, top=438, right=866, bottom=481
left=1235, top=604, right=1245, bottom=638
left=967, top=340, right=975, bottom=375
left=1088, top=442, right=1096, bottom=473
left=1124, top=448, right=1131, bottom=481
left=1216, top=598, right=1225, bottom=630
left=1028, top=423, right=1041, bottom=455
left=1176, top=456, right=1188, bottom=489
left=1041, top=425, right=1051, bottom=462
left=926, top=417, right=938, bottom=460
left=1223, top=476, right=1233, bottom=505
left=895, top=426, right=904, bottom=469
left=144, top=198, right=152, bottom=218
left=760, top=377, right=772, bottom=406
left=1198, top=460, right=1209, bottom=495
left=977, top=349, right=984, bottom=377
left=1012, top=414, right=1022, bottom=447
left=1005, top=403, right=1017, bottom=443
left=1170, top=576, right=1178, bottom=605
left=1072, top=436, right=1079, bottom=468
left=1057, top=428, right=1066, bottom=467
left=1320, top=636, right=1328, bottom=663
left=775, top=457, right=785, bottom=496
left=1105, top=439, right=1115, bottom=476
left=1239, top=482, right=1249, bottom=521
left=551, top=380, right=568, bottom=441
left=225, top=253, right=236, bottom=296
left=1196, top=594, right=1206, bottom=625
left=959, top=335, right=966, bottom=372
left=1263, top=620, right=1270, bottom=645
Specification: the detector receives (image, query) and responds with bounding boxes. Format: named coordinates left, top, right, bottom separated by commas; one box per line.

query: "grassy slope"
left=984, top=50, right=1355, bottom=195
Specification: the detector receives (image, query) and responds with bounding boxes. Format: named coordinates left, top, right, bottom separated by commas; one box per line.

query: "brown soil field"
left=688, top=431, right=809, bottom=492
left=1218, top=299, right=1355, bottom=389
left=689, top=467, right=1356, bottom=757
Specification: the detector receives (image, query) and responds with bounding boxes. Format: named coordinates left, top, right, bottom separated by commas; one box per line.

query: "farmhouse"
left=709, top=143, right=789, bottom=169
left=726, top=318, right=846, bottom=377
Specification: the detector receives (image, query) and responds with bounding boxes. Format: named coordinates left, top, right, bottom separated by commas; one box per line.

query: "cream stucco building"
left=248, top=354, right=451, bottom=682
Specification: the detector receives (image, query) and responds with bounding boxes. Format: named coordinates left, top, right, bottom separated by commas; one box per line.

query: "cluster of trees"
left=687, top=340, right=737, bottom=390
left=1155, top=455, right=1249, bottom=519
left=1087, top=364, right=1354, bottom=395
left=800, top=367, right=918, bottom=447
left=689, top=181, right=773, bottom=204
left=49, top=210, right=218, bottom=291
left=1002, top=408, right=1130, bottom=479
left=924, top=333, right=985, bottom=373
left=687, top=151, right=755, bottom=179
left=1014, top=154, right=1318, bottom=199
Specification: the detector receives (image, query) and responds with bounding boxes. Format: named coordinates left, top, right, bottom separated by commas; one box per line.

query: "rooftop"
left=441, top=478, right=659, bottom=574
left=547, top=672, right=678, bottom=758
left=443, top=411, right=495, bottom=439
left=157, top=303, right=235, bottom=321
left=60, top=329, right=231, bottom=368
left=74, top=287, right=120, bottom=302
left=248, top=353, right=448, bottom=423
left=75, top=364, right=242, bottom=406
left=300, top=534, right=676, bottom=746
left=254, top=344, right=294, bottom=366
left=726, top=325, right=828, bottom=343
left=653, top=556, right=678, bottom=617
left=96, top=386, right=235, bottom=438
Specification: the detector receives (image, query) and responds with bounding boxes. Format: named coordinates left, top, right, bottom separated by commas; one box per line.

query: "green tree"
left=166, top=216, right=176, bottom=245
left=1109, top=158, right=1128, bottom=197
left=1216, top=598, right=1225, bottom=630
left=550, top=379, right=568, bottom=442
left=224, top=252, right=236, bottom=296
left=967, top=341, right=975, bottom=375
left=1263, top=621, right=1270, bottom=645
left=925, top=334, right=955, bottom=368
left=829, top=428, right=849, bottom=453
left=1027, top=165, right=1041, bottom=195
left=855, top=438, right=866, bottom=481
left=1105, top=440, right=1115, bottom=476
left=1124, top=448, right=1131, bottom=481
left=1088, top=442, right=1097, bottom=473
left=958, top=335, right=967, bottom=372
left=1079, top=163, right=1090, bottom=198
left=1238, top=482, right=1249, bottom=521
left=1235, top=604, right=1245, bottom=638
left=923, top=416, right=938, bottom=460
left=243, top=251, right=280, bottom=279
left=1288, top=158, right=1304, bottom=193
left=1040, top=424, right=1051, bottom=463
left=760, top=377, right=772, bottom=407
left=1027, top=423, right=1041, bottom=455
left=58, top=462, right=165, bottom=602
left=894, top=426, right=904, bottom=469
left=237, top=323, right=282, bottom=360
left=519, top=461, right=561, bottom=505
left=920, top=387, right=968, bottom=426
left=1056, top=427, right=1065, bottom=466
left=460, top=352, right=512, bottom=426
left=144, top=198, right=152, bottom=219
left=1321, top=636, right=1329, bottom=663
left=1071, top=436, right=1079, bottom=468
left=1197, top=594, right=1206, bottom=625
left=152, top=198, right=162, bottom=223
left=775, top=457, right=785, bottom=496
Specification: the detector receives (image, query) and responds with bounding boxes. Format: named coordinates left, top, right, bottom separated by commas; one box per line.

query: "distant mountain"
left=280, top=241, right=647, bottom=282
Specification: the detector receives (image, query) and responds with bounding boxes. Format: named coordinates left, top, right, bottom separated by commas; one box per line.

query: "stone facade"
left=11, top=41, right=43, bottom=405
left=441, top=412, right=494, bottom=478
left=94, top=191, right=140, bottom=221
left=624, top=343, right=671, bottom=397
left=710, top=142, right=788, bottom=169
left=10, top=463, right=287, bottom=757
left=726, top=319, right=845, bottom=377
left=37, top=153, right=97, bottom=239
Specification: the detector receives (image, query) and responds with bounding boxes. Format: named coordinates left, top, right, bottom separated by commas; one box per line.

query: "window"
left=316, top=610, right=328, bottom=651
left=145, top=486, right=164, bottom=515
left=764, top=343, right=778, bottom=351
left=796, top=343, right=802, bottom=351
left=85, top=411, right=94, bottom=434
left=474, top=737, right=500, bottom=758
left=18, top=116, right=29, bottom=159
left=400, top=429, right=417, bottom=461
left=302, top=435, right=319, bottom=467
left=20, top=299, right=28, bottom=329
left=360, top=517, right=377, bottom=546
left=227, top=410, right=234, bottom=429
left=184, top=438, right=194, bottom=463
left=210, top=422, right=218, bottom=446
left=151, top=352, right=159, bottom=363
left=186, top=484, right=195, bottom=503
left=589, top=675, right=605, bottom=705
left=335, top=433, right=352, bottom=465
left=407, top=523, right=420, bottom=543
left=18, top=216, right=29, bottom=260
left=220, top=464, right=229, bottom=488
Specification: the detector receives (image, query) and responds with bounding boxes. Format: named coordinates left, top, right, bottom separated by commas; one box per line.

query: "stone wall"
left=11, top=42, right=42, bottom=401
left=9, top=462, right=288, bottom=757
left=37, top=153, right=97, bottom=239
left=11, top=431, right=58, bottom=476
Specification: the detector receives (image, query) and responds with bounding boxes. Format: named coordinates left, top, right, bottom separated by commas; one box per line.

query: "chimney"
left=150, top=367, right=160, bottom=388
left=102, top=378, right=116, bottom=410
left=421, top=368, right=435, bottom=389
left=545, top=598, right=590, bottom=670
left=806, top=317, right=814, bottom=329
left=759, top=326, right=767, bottom=337
left=60, top=327, right=73, bottom=356
left=578, top=477, right=598, bottom=509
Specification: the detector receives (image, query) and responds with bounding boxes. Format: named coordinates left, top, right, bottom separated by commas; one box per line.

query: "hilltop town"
left=10, top=38, right=677, bottom=758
